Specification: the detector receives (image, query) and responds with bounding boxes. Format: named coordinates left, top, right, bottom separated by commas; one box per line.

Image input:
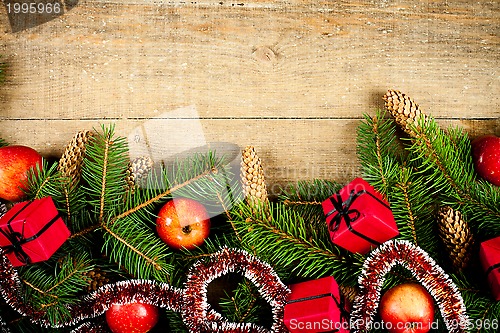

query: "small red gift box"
left=0, top=197, right=70, bottom=267
left=479, top=236, right=500, bottom=301
left=322, top=178, right=399, bottom=254
left=284, top=276, right=350, bottom=333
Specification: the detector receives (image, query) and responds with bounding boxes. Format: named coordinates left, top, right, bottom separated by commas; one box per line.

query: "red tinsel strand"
left=1, top=247, right=289, bottom=332
left=182, top=247, right=290, bottom=333
left=350, top=240, right=468, bottom=333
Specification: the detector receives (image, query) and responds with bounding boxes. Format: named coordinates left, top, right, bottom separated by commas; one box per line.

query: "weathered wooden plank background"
left=0, top=0, right=498, bottom=192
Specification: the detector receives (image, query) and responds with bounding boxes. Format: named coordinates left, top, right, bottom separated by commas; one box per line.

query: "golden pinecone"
left=383, top=89, right=429, bottom=137
left=437, top=206, right=474, bottom=272
left=83, top=268, right=110, bottom=292
left=339, top=284, right=358, bottom=305
left=58, top=130, right=93, bottom=187
left=241, top=146, right=268, bottom=205
left=125, top=156, right=153, bottom=190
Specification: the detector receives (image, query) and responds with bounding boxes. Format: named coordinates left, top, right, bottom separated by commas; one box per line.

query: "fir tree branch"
left=357, top=111, right=402, bottom=197
left=408, top=117, right=500, bottom=237
left=110, top=167, right=216, bottom=224
left=101, top=223, right=162, bottom=271
left=231, top=202, right=363, bottom=284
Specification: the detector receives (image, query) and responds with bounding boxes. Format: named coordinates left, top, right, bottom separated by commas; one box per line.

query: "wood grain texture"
left=0, top=0, right=498, bottom=185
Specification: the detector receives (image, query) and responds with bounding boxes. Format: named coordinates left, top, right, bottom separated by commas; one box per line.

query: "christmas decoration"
left=125, top=156, right=154, bottom=191
left=0, top=203, right=6, bottom=218
left=156, top=197, right=211, bottom=250
left=241, top=146, right=269, bottom=205
left=322, top=177, right=399, bottom=254
left=382, top=89, right=428, bottom=137
left=379, top=283, right=434, bottom=333
left=471, top=135, right=500, bottom=186
left=283, top=276, right=349, bottom=333
left=0, top=197, right=70, bottom=266
left=437, top=206, right=473, bottom=272
left=479, top=236, right=500, bottom=300
left=0, top=247, right=288, bottom=332
left=181, top=247, right=290, bottom=332
left=350, top=240, right=468, bottom=333
left=58, top=130, right=93, bottom=188
left=0, top=145, right=43, bottom=202
left=105, top=302, right=159, bottom=333
left=0, top=89, right=498, bottom=332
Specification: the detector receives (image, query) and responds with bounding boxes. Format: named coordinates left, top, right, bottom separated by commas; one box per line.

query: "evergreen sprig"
left=230, top=202, right=364, bottom=285
left=19, top=253, right=93, bottom=325
left=278, top=179, right=342, bottom=224
left=356, top=111, right=402, bottom=197
left=408, top=117, right=500, bottom=238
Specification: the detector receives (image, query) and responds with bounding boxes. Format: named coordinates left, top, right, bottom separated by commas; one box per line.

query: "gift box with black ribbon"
left=0, top=197, right=70, bottom=267
left=479, top=236, right=500, bottom=301
left=284, top=276, right=350, bottom=333
left=322, top=178, right=399, bottom=254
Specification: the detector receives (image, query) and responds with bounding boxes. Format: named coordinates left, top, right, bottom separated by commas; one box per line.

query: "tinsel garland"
left=0, top=247, right=289, bottom=332
left=350, top=240, right=468, bottom=333
left=182, top=247, right=290, bottom=333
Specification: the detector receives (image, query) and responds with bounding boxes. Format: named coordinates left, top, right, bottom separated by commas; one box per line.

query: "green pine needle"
left=231, top=202, right=364, bottom=285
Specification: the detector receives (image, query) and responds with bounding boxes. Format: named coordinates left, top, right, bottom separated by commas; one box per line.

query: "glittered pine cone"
left=383, top=89, right=429, bottom=137
left=58, top=130, right=93, bottom=188
left=437, top=206, right=474, bottom=272
left=125, top=156, right=154, bottom=191
left=241, top=146, right=269, bottom=205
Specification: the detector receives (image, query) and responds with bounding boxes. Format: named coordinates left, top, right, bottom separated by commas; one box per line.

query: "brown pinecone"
left=339, top=284, right=358, bottom=305
left=241, top=146, right=268, bottom=205
left=58, top=130, right=93, bottom=187
left=383, top=89, right=429, bottom=137
left=437, top=206, right=474, bottom=272
left=0, top=203, right=7, bottom=218
left=125, top=156, right=153, bottom=190
left=83, top=268, right=110, bottom=292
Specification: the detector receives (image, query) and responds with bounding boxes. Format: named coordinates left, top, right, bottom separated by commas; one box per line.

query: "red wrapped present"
left=0, top=197, right=70, bottom=267
left=322, top=178, right=398, bottom=254
left=479, top=236, right=500, bottom=301
left=284, top=276, right=350, bottom=333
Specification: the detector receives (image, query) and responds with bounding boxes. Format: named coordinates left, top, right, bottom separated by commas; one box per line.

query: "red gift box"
left=479, top=236, right=500, bottom=301
left=0, top=197, right=70, bottom=267
left=322, top=178, right=399, bottom=254
left=284, top=276, right=350, bottom=333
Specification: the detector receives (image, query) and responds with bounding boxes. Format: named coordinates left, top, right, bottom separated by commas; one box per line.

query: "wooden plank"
left=0, top=0, right=498, bottom=120
left=0, top=118, right=497, bottom=189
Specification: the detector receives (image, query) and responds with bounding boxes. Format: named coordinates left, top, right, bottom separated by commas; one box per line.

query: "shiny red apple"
left=105, top=302, right=159, bottom=333
left=379, top=283, right=434, bottom=333
left=471, top=135, right=500, bottom=186
left=0, top=145, right=43, bottom=202
left=156, top=197, right=210, bottom=250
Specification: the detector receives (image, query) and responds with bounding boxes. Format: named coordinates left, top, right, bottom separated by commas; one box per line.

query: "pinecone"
left=383, top=89, right=429, bottom=137
left=241, top=146, right=268, bottom=205
left=339, top=284, right=358, bottom=305
left=58, top=130, right=93, bottom=187
left=125, top=156, right=153, bottom=190
left=0, top=202, right=7, bottom=219
left=437, top=206, right=474, bottom=272
left=83, top=268, right=110, bottom=292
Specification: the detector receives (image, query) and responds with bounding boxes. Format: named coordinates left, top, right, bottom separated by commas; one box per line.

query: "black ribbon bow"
left=0, top=202, right=61, bottom=265
left=326, top=189, right=384, bottom=247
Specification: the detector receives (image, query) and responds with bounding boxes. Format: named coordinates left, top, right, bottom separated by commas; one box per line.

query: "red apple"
left=0, top=145, right=43, bottom=202
left=471, top=135, right=500, bottom=186
left=106, top=302, right=159, bottom=333
left=379, top=283, right=434, bottom=333
left=156, top=197, right=210, bottom=250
